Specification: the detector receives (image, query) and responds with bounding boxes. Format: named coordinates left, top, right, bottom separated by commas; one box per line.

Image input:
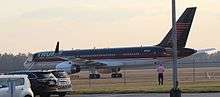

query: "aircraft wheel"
left=111, top=73, right=122, bottom=78
left=117, top=73, right=122, bottom=78
left=111, top=74, right=116, bottom=78
left=89, top=74, right=101, bottom=79
left=95, top=74, right=101, bottom=79
left=89, top=74, right=95, bottom=79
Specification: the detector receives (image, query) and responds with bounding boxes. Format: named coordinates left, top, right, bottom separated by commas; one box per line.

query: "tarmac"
left=52, top=93, right=220, bottom=97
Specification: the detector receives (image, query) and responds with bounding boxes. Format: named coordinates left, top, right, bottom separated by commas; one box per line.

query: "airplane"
left=24, top=7, right=197, bottom=79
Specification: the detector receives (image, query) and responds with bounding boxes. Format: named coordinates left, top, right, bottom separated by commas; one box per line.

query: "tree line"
left=1, top=51, right=220, bottom=73
left=0, top=53, right=29, bottom=73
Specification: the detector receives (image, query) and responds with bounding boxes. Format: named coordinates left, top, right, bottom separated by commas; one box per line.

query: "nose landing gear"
left=111, top=73, right=122, bottom=78
left=89, top=74, right=101, bottom=79
left=89, top=66, right=101, bottom=79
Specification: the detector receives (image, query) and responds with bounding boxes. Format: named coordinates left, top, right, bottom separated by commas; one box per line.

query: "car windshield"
left=52, top=71, right=68, bottom=78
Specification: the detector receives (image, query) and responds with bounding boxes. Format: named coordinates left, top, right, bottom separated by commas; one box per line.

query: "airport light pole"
left=170, top=0, right=181, bottom=97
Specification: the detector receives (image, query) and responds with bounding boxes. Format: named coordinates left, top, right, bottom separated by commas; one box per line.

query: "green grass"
left=70, top=68, right=220, bottom=94
left=181, top=81, right=220, bottom=93
left=70, top=81, right=220, bottom=94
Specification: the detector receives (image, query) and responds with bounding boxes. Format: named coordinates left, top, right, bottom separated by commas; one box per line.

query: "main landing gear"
left=89, top=66, right=101, bottom=79
left=111, top=68, right=122, bottom=78
left=111, top=73, right=122, bottom=78
left=89, top=74, right=101, bottom=79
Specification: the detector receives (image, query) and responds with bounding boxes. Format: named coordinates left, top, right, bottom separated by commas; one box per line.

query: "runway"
left=52, top=93, right=220, bottom=97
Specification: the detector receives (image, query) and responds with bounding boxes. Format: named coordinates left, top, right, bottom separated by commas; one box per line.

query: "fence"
left=71, top=65, right=220, bottom=92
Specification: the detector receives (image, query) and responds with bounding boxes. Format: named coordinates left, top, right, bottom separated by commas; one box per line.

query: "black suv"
left=50, top=70, right=72, bottom=97
left=9, top=70, right=58, bottom=97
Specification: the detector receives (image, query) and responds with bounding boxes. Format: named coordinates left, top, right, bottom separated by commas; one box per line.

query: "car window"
left=13, top=78, right=24, bottom=86
left=0, top=78, right=9, bottom=88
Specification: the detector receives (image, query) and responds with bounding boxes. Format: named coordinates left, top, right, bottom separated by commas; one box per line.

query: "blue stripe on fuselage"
left=32, top=46, right=195, bottom=62
left=33, top=46, right=167, bottom=61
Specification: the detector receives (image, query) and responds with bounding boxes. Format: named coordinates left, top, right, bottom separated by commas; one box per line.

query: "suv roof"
left=9, top=70, right=58, bottom=79
left=0, top=74, right=28, bottom=78
left=10, top=70, right=54, bottom=73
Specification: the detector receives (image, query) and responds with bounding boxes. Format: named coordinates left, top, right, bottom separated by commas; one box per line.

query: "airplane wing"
left=69, top=57, right=159, bottom=70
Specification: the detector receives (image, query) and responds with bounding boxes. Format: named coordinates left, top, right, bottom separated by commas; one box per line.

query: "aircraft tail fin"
left=55, top=41, right=59, bottom=53
left=157, top=7, right=196, bottom=48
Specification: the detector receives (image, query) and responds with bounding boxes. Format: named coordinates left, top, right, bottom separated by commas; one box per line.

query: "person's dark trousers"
left=158, top=73, right=164, bottom=85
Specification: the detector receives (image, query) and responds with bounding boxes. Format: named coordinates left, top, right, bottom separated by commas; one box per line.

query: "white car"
left=0, top=74, right=34, bottom=97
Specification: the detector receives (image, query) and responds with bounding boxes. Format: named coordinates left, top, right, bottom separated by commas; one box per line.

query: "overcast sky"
left=0, top=0, right=219, bottom=54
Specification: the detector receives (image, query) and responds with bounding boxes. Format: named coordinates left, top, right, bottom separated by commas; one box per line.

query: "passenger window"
left=14, top=78, right=24, bottom=86
left=0, top=78, right=9, bottom=88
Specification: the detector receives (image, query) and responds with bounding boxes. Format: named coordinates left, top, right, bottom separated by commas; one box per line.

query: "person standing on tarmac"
left=157, top=63, right=165, bottom=85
